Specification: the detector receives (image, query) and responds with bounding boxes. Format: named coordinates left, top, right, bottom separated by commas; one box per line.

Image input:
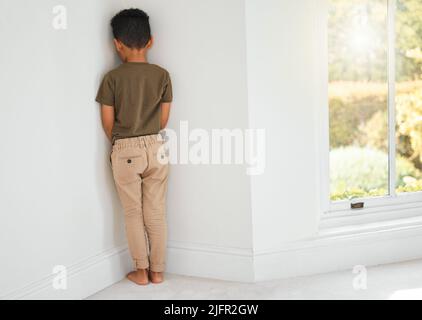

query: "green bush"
left=329, top=82, right=387, bottom=149
left=330, top=146, right=422, bottom=200
left=396, top=89, right=422, bottom=165
left=329, top=81, right=422, bottom=172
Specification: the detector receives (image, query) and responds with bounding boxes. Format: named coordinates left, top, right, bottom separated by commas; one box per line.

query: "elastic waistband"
left=113, top=134, right=163, bottom=150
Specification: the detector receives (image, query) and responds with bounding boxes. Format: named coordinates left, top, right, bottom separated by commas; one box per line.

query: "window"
left=328, top=0, right=422, bottom=205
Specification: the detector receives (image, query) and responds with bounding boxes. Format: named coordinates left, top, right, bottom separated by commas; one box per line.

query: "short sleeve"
left=161, top=72, right=173, bottom=103
left=95, top=73, right=115, bottom=106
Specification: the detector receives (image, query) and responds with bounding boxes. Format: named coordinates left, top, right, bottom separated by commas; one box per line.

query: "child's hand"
left=160, top=102, right=171, bottom=129
left=101, top=104, right=114, bottom=142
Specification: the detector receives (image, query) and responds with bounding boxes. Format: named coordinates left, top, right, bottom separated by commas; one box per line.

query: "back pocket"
left=112, top=149, right=146, bottom=185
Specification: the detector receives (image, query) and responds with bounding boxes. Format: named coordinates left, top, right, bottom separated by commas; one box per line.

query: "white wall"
left=245, top=0, right=321, bottom=252
left=0, top=0, right=253, bottom=298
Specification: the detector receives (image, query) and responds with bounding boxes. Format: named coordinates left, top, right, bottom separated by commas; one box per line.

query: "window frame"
left=320, top=0, right=422, bottom=220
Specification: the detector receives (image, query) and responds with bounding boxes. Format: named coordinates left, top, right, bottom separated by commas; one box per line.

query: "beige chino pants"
left=110, top=134, right=169, bottom=272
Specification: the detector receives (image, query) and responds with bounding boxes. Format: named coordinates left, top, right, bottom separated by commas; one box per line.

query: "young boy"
left=96, top=8, right=172, bottom=285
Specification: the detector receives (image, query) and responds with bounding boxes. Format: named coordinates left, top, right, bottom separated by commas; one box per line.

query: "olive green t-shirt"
left=96, top=62, right=172, bottom=143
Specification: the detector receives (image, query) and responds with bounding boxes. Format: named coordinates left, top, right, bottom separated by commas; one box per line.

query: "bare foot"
left=149, top=271, right=164, bottom=284
left=127, top=269, right=149, bottom=285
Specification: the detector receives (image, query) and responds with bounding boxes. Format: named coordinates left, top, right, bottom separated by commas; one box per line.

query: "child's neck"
left=125, top=50, right=148, bottom=63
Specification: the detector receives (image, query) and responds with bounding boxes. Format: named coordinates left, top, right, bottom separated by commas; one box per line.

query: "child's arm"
left=101, top=105, right=114, bottom=142
left=160, top=102, right=171, bottom=129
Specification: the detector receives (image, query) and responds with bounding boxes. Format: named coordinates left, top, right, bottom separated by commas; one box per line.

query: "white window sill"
left=317, top=214, right=422, bottom=246
left=320, top=200, right=422, bottom=230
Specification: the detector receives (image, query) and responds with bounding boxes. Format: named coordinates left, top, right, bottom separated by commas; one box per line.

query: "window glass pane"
left=328, top=0, right=389, bottom=201
left=395, top=0, right=422, bottom=193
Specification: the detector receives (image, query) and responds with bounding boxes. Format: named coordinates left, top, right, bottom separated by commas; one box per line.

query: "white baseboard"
left=253, top=217, right=422, bottom=281
left=166, top=241, right=254, bottom=282
left=2, top=245, right=131, bottom=300
left=2, top=241, right=253, bottom=300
